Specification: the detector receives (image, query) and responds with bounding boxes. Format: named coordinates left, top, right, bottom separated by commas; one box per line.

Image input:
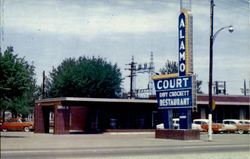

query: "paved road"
left=1, top=132, right=249, bottom=159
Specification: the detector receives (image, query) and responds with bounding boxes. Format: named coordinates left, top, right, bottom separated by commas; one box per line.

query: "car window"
left=224, top=121, right=230, bottom=124
left=201, top=121, right=207, bottom=124
left=194, top=121, right=201, bottom=124
left=239, top=121, right=243, bottom=124
left=229, top=121, right=236, bottom=124
left=245, top=121, right=250, bottom=124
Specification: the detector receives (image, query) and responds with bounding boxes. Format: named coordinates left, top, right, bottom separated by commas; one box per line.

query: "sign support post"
left=162, top=109, right=173, bottom=129
left=154, top=1, right=200, bottom=140
left=153, top=6, right=195, bottom=131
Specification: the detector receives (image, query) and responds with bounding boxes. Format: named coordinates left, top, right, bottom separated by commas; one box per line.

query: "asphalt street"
left=1, top=132, right=249, bottom=159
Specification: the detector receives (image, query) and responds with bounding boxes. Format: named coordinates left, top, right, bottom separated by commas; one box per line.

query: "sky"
left=1, top=0, right=249, bottom=96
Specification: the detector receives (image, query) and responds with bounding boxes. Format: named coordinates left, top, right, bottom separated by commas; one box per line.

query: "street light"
left=212, top=25, right=234, bottom=44
left=208, top=0, right=234, bottom=141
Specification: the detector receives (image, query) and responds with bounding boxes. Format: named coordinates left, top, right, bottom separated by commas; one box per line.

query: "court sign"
left=154, top=75, right=193, bottom=109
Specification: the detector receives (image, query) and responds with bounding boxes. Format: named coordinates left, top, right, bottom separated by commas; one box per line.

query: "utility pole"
left=42, top=71, right=45, bottom=99
left=208, top=0, right=214, bottom=141
left=243, top=80, right=246, bottom=96
left=125, top=56, right=137, bottom=99
left=240, top=80, right=249, bottom=96
left=214, top=81, right=226, bottom=95
left=128, top=52, right=156, bottom=99
left=148, top=52, right=155, bottom=96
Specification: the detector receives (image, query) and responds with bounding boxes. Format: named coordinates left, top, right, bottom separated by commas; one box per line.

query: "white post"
left=208, top=114, right=213, bottom=141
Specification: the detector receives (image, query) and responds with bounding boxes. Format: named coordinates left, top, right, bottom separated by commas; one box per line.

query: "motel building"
left=34, top=94, right=249, bottom=134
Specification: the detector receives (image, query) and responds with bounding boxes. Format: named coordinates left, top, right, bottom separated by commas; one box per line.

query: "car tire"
left=24, top=127, right=30, bottom=132
left=237, top=129, right=244, bottom=134
left=2, top=129, right=7, bottom=132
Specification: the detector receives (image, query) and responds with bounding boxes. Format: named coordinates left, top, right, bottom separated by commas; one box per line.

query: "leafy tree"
left=0, top=47, right=37, bottom=119
left=159, top=60, right=178, bottom=74
left=48, top=56, right=122, bottom=98
left=196, top=79, right=203, bottom=94
left=159, top=60, right=203, bottom=94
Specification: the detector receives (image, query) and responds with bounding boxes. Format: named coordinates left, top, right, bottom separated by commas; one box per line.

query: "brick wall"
left=70, top=106, right=88, bottom=131
left=54, top=105, right=70, bottom=134
left=34, top=105, right=45, bottom=133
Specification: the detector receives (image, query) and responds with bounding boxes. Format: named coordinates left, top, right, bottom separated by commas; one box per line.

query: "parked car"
left=192, top=119, right=223, bottom=133
left=0, top=118, right=34, bottom=132
left=192, top=119, right=209, bottom=131
left=222, top=119, right=250, bottom=134
left=222, top=119, right=238, bottom=133
left=237, top=120, right=250, bottom=134
left=156, top=118, right=180, bottom=129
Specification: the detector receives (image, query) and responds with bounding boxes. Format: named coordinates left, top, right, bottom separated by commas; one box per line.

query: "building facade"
left=34, top=95, right=249, bottom=134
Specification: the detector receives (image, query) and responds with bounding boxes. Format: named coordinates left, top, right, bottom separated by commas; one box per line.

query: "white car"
left=192, top=119, right=209, bottom=131
left=238, top=120, right=250, bottom=125
left=156, top=118, right=180, bottom=129
left=222, top=119, right=250, bottom=134
left=222, top=119, right=239, bottom=133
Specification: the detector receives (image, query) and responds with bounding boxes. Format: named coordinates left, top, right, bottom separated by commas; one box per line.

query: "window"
left=194, top=121, right=201, bottom=124
left=229, top=121, right=236, bottom=125
left=224, top=121, right=230, bottom=124
left=201, top=121, right=207, bottom=124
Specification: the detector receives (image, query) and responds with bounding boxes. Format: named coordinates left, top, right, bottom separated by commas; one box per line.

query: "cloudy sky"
left=1, top=0, right=249, bottom=95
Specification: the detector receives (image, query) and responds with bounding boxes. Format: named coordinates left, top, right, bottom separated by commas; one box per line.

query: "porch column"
left=54, top=103, right=70, bottom=134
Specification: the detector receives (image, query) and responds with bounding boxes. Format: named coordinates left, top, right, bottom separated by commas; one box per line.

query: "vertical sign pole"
left=153, top=1, right=194, bottom=131
left=162, top=109, right=173, bottom=129
left=178, top=9, right=192, bottom=130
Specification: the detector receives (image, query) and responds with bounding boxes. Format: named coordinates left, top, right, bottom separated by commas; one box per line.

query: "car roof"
left=193, top=119, right=208, bottom=121
left=223, top=119, right=240, bottom=121
left=239, top=119, right=250, bottom=122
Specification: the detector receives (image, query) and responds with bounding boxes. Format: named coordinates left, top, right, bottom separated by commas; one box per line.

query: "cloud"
left=2, top=0, right=249, bottom=95
left=4, top=0, right=179, bottom=41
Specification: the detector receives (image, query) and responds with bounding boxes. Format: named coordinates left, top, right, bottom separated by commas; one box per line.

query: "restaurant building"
left=34, top=95, right=249, bottom=134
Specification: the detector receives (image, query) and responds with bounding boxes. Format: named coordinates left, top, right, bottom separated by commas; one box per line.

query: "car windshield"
left=224, top=121, right=236, bottom=124
left=194, top=121, right=201, bottom=124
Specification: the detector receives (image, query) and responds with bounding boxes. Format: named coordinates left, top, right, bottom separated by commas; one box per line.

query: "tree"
left=47, top=56, right=122, bottom=98
left=196, top=77, right=203, bottom=94
left=159, top=60, right=178, bottom=74
left=159, top=60, right=203, bottom=94
left=0, top=47, right=37, bottom=119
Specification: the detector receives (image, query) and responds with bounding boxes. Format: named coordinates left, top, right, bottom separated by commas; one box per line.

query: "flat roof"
left=36, top=95, right=250, bottom=106
left=197, top=94, right=250, bottom=106
left=35, top=97, right=157, bottom=104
